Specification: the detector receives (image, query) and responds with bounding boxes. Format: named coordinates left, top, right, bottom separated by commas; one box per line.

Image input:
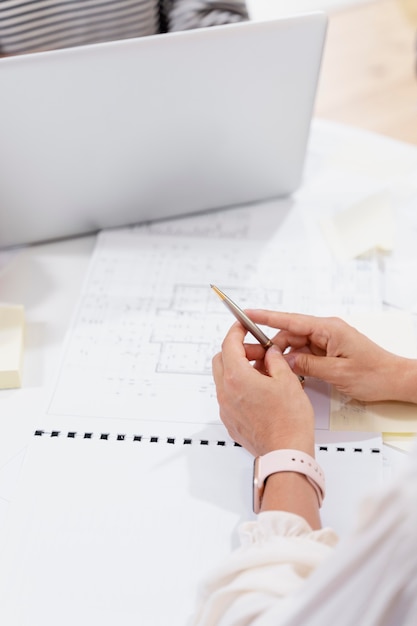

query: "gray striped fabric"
left=0, top=0, right=248, bottom=55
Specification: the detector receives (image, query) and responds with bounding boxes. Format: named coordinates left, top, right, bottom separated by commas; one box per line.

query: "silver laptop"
left=0, top=13, right=327, bottom=249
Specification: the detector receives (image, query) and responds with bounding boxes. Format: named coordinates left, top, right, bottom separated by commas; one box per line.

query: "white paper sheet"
left=0, top=430, right=383, bottom=626
left=47, top=230, right=381, bottom=427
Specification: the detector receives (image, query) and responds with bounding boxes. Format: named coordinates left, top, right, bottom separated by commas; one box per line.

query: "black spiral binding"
left=33, top=430, right=241, bottom=447
left=33, top=430, right=382, bottom=454
left=317, top=444, right=381, bottom=454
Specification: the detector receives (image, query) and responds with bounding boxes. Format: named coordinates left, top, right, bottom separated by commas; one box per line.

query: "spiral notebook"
left=0, top=428, right=383, bottom=626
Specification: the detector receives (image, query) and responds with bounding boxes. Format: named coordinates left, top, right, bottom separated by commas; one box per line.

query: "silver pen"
left=210, top=284, right=304, bottom=383
left=210, top=284, right=273, bottom=348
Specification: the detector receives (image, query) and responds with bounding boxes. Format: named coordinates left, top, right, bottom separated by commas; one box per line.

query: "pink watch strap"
left=254, top=449, right=325, bottom=513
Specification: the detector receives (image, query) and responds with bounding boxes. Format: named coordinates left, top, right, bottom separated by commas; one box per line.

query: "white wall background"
left=247, top=0, right=372, bottom=20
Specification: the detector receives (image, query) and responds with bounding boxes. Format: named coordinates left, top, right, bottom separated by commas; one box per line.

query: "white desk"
left=1, top=119, right=416, bottom=530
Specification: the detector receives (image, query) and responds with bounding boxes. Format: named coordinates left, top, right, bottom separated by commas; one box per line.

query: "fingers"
left=220, top=322, right=249, bottom=373
left=243, top=343, right=266, bottom=362
left=246, top=310, right=334, bottom=355
left=212, top=320, right=317, bottom=457
left=212, top=350, right=223, bottom=380
left=245, top=309, right=322, bottom=336
left=273, top=331, right=311, bottom=353
left=211, top=351, right=224, bottom=397
left=214, top=323, right=260, bottom=403
left=263, top=344, right=288, bottom=379
left=275, top=332, right=327, bottom=357
left=215, top=313, right=354, bottom=390
left=285, top=351, right=343, bottom=381
left=245, top=310, right=356, bottom=357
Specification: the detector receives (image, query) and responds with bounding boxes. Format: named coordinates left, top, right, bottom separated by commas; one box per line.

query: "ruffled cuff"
left=193, top=512, right=339, bottom=626
left=239, top=510, right=339, bottom=549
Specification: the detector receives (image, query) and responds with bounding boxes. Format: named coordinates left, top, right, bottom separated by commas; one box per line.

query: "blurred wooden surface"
left=315, top=0, right=417, bottom=145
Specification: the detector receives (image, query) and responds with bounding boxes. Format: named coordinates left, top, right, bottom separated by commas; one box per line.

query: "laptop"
left=0, top=13, right=327, bottom=249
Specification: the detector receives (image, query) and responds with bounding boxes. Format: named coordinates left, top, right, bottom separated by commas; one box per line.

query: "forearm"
left=258, top=431, right=321, bottom=530
left=387, top=356, right=417, bottom=403
left=261, top=472, right=322, bottom=530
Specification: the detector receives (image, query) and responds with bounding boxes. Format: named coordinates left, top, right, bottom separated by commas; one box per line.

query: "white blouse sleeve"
left=193, top=445, right=417, bottom=626
left=193, top=511, right=338, bottom=626
left=168, top=0, right=249, bottom=32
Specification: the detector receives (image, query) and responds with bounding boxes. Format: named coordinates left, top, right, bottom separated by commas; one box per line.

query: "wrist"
left=260, top=432, right=315, bottom=458
left=253, top=449, right=325, bottom=521
left=255, top=409, right=315, bottom=458
left=389, top=357, right=417, bottom=404
left=261, top=471, right=322, bottom=529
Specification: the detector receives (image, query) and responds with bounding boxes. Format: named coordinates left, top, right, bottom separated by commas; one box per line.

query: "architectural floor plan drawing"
left=47, top=212, right=382, bottom=427
left=47, top=230, right=288, bottom=423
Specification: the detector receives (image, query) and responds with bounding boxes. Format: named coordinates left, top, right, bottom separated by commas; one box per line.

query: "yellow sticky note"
left=0, top=304, right=25, bottom=389
left=321, top=192, right=393, bottom=261
left=382, top=433, right=416, bottom=453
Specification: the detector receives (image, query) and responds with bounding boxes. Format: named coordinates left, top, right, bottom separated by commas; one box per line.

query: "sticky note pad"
left=0, top=304, right=25, bottom=389
left=320, top=192, right=394, bottom=261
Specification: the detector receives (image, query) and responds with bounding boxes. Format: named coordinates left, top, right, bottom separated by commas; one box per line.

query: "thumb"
left=264, top=344, right=288, bottom=378
left=286, top=351, right=338, bottom=381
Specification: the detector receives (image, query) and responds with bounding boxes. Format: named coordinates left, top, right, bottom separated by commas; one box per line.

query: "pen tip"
left=210, top=284, right=225, bottom=300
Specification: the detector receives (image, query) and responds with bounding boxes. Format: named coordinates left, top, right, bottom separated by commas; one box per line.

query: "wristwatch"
left=253, top=449, right=325, bottom=514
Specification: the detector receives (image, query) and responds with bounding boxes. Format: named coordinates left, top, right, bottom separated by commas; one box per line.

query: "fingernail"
left=268, top=344, right=282, bottom=355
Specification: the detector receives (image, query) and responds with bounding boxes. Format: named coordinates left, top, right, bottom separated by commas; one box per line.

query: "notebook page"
left=0, top=430, right=383, bottom=626
left=0, top=434, right=253, bottom=626
left=316, top=431, right=383, bottom=534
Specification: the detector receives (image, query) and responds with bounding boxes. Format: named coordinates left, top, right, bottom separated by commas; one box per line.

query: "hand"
left=212, top=321, right=315, bottom=458
left=246, top=311, right=417, bottom=403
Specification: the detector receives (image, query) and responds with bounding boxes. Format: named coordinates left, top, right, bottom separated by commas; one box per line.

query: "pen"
left=210, top=284, right=273, bottom=348
left=210, top=284, right=304, bottom=383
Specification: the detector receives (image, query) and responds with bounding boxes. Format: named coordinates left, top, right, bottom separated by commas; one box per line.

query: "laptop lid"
left=0, top=14, right=327, bottom=249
